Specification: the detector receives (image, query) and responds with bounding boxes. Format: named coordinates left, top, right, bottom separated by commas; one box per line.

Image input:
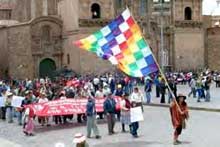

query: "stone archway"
left=39, top=58, right=56, bottom=78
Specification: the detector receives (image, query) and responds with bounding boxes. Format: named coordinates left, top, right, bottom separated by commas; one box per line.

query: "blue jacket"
left=103, top=97, right=116, bottom=114
left=86, top=98, right=96, bottom=116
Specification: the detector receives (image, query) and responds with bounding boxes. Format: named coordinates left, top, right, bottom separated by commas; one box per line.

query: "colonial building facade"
left=0, top=0, right=219, bottom=79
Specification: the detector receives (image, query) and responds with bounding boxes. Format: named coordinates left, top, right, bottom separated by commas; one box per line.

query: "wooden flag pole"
left=127, top=7, right=182, bottom=113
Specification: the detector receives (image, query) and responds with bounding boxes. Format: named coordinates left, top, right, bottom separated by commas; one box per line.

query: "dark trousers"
left=1, top=107, right=6, bottom=120
left=156, top=86, right=160, bottom=97
left=130, top=122, right=139, bottom=136
left=175, top=125, right=183, bottom=136
left=160, top=93, right=165, bottom=103
left=97, top=112, right=104, bottom=119
left=54, top=116, right=62, bottom=124
left=116, top=110, right=121, bottom=121
left=106, top=113, right=115, bottom=134
left=77, top=114, right=83, bottom=123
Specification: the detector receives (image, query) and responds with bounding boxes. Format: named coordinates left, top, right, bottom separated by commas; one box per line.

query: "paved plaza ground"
left=0, top=84, right=220, bottom=147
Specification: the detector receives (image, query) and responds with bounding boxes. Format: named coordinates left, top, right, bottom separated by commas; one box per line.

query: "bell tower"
left=171, top=0, right=204, bottom=71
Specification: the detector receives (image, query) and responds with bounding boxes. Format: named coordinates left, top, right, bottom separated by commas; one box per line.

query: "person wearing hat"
left=103, top=92, right=116, bottom=135
left=20, top=91, right=32, bottom=127
left=170, top=94, right=189, bottom=145
left=73, top=133, right=89, bottom=147
left=86, top=96, right=101, bottom=139
left=5, top=92, right=14, bottom=123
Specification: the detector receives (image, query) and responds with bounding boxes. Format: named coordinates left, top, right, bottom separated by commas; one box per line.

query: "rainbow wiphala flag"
left=74, top=9, right=158, bottom=77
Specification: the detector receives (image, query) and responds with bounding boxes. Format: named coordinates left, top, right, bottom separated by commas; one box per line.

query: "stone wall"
left=0, top=27, right=9, bottom=77
left=207, top=27, right=220, bottom=71
left=7, top=24, right=34, bottom=79
left=174, top=28, right=204, bottom=71
left=58, top=0, right=79, bottom=32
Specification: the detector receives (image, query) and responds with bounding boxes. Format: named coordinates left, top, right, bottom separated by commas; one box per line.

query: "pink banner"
left=28, top=97, right=121, bottom=116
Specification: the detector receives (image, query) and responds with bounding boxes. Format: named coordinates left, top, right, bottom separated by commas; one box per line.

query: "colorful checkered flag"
left=74, top=8, right=158, bottom=77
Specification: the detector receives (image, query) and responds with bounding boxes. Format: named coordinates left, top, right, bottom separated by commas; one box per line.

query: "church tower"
left=171, top=0, right=204, bottom=71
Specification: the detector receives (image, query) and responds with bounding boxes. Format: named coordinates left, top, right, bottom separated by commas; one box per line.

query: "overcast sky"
left=203, top=0, right=219, bottom=15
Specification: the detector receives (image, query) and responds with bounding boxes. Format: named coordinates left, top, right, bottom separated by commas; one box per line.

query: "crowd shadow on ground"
left=34, top=119, right=107, bottom=133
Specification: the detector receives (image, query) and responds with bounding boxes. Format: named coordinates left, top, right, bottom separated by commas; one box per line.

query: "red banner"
left=28, top=97, right=121, bottom=116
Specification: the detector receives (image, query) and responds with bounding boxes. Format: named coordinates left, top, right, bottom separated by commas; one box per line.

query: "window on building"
left=91, top=3, right=101, bottom=19
left=185, top=7, right=192, bottom=20
left=67, top=54, right=70, bottom=64
left=0, top=10, right=12, bottom=20
left=139, top=0, right=147, bottom=16
left=42, top=25, right=51, bottom=42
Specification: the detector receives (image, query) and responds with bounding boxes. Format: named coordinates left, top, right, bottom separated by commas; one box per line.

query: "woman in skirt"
left=120, top=93, right=131, bottom=132
left=23, top=105, right=35, bottom=136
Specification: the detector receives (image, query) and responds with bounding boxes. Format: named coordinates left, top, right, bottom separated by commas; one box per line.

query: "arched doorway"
left=91, top=3, right=101, bottom=19
left=39, top=58, right=56, bottom=78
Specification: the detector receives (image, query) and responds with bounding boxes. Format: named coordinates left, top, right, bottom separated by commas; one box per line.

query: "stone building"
left=0, top=0, right=219, bottom=79
left=204, top=0, right=220, bottom=71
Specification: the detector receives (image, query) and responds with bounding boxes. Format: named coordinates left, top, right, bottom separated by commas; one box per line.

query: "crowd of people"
left=0, top=69, right=218, bottom=145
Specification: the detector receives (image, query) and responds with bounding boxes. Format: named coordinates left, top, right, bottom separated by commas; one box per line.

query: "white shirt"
left=38, top=97, right=48, bottom=103
left=130, top=92, right=143, bottom=103
left=93, top=78, right=100, bottom=85
left=95, top=90, right=104, bottom=98
left=103, top=87, right=111, bottom=96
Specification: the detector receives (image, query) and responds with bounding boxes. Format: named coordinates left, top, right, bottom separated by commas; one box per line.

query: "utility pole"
left=160, top=0, right=165, bottom=70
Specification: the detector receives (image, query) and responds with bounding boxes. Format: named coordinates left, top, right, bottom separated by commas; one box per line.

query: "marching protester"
left=86, top=96, right=101, bottom=139
left=0, top=87, right=7, bottom=120
left=188, top=76, right=197, bottom=98
left=154, top=75, right=161, bottom=98
left=196, top=78, right=205, bottom=102
left=103, top=92, right=116, bottom=135
left=23, top=105, right=35, bottom=136
left=130, top=87, right=144, bottom=111
left=130, top=90, right=142, bottom=138
left=38, top=92, right=50, bottom=126
left=170, top=94, right=189, bottom=145
left=120, top=93, right=131, bottom=133
left=144, top=78, right=152, bottom=104
left=114, top=84, right=124, bottom=121
left=5, top=92, right=14, bottom=123
left=205, top=76, right=212, bottom=102
left=20, top=91, right=32, bottom=127
left=160, top=79, right=167, bottom=104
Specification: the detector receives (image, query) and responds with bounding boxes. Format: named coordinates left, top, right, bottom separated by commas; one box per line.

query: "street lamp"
left=154, top=0, right=170, bottom=70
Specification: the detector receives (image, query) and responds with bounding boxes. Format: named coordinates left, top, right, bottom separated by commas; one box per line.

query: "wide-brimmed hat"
left=6, top=91, right=13, bottom=97
left=24, top=90, right=29, bottom=95
left=177, top=94, right=186, bottom=100
left=40, top=92, right=46, bottom=96
left=73, top=133, right=86, bottom=143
